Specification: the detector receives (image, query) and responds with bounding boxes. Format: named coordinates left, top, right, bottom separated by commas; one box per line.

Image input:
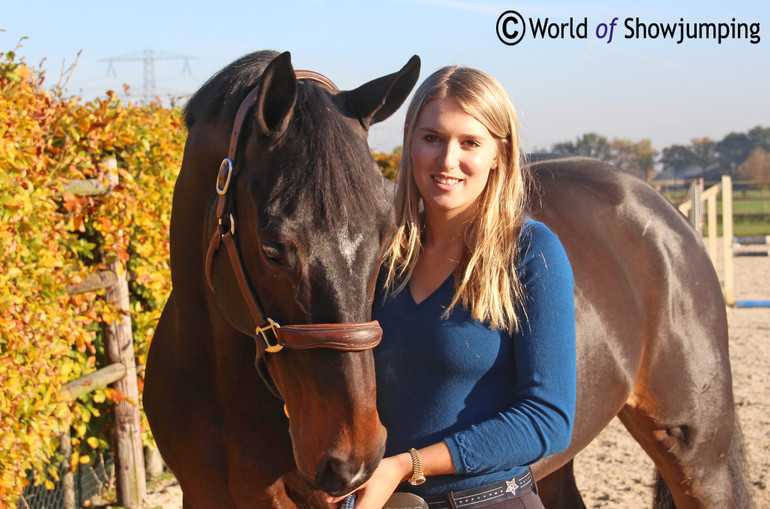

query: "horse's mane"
left=184, top=51, right=385, bottom=229
left=266, top=84, right=383, bottom=229
left=184, top=50, right=280, bottom=128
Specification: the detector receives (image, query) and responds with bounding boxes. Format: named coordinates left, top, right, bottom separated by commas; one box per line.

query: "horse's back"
left=529, top=154, right=726, bottom=343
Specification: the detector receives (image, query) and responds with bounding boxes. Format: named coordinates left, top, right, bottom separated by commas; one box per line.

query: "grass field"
left=660, top=184, right=770, bottom=237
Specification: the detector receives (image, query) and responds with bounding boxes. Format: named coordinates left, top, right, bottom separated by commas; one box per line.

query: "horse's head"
left=203, top=52, right=420, bottom=496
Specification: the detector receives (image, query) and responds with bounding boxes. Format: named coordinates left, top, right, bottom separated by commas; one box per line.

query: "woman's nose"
left=438, top=141, right=460, bottom=170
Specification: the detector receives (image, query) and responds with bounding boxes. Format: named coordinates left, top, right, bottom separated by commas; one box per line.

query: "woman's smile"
left=433, top=174, right=463, bottom=186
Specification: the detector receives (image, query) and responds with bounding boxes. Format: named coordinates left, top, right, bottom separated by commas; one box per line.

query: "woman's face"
left=410, top=97, right=498, bottom=220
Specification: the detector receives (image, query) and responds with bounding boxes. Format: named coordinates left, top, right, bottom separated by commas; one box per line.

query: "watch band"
left=408, top=448, right=426, bottom=485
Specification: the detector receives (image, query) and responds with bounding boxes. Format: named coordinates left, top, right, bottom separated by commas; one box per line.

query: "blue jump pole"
left=733, top=235, right=770, bottom=245
left=735, top=300, right=770, bottom=308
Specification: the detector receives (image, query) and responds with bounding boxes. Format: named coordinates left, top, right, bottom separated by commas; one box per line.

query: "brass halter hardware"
left=257, top=318, right=283, bottom=353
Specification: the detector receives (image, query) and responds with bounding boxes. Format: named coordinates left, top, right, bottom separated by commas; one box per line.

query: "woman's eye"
left=423, top=134, right=439, bottom=143
left=261, top=243, right=283, bottom=263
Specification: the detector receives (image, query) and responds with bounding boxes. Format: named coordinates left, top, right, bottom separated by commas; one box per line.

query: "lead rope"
left=341, top=493, right=357, bottom=509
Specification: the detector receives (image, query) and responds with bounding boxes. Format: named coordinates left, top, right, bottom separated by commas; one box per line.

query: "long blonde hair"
left=381, top=66, right=530, bottom=333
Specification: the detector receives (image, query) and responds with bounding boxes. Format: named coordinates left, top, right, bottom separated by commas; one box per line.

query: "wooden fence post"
left=690, top=178, right=703, bottom=234
left=100, top=161, right=147, bottom=507
left=707, top=191, right=718, bottom=268
left=60, top=429, right=75, bottom=509
left=722, top=175, right=735, bottom=306
left=57, top=159, right=147, bottom=507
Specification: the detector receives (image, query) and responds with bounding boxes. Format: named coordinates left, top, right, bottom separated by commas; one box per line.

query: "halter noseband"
left=204, top=69, right=382, bottom=357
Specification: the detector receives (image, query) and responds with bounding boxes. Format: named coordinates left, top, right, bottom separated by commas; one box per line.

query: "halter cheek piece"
left=204, top=69, right=382, bottom=396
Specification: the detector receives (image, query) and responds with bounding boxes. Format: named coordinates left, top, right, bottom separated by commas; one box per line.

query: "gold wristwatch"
left=408, top=448, right=426, bottom=485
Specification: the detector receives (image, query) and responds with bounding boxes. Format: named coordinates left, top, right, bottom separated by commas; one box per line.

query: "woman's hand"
left=327, top=442, right=455, bottom=508
left=326, top=453, right=411, bottom=509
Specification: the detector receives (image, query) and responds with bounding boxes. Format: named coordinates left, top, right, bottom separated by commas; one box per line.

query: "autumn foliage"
left=0, top=46, right=185, bottom=506
left=372, top=147, right=401, bottom=181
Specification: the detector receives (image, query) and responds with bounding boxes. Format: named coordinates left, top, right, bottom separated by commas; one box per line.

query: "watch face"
left=409, top=476, right=426, bottom=486
left=383, top=492, right=430, bottom=509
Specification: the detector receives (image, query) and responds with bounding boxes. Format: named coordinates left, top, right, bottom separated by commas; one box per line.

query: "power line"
left=101, top=49, right=196, bottom=101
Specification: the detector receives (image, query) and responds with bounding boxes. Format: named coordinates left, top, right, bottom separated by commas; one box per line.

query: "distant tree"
left=660, top=144, right=698, bottom=175
left=552, top=133, right=609, bottom=160
left=551, top=140, right=577, bottom=155
left=604, top=138, right=658, bottom=180
left=690, top=137, right=717, bottom=170
left=716, top=132, right=754, bottom=175
left=658, top=139, right=717, bottom=177
left=551, top=126, right=769, bottom=181
left=737, top=147, right=770, bottom=181
left=748, top=125, right=770, bottom=151
left=551, top=134, right=656, bottom=179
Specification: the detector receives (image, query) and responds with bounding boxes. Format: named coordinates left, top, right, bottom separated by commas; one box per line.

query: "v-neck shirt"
left=372, top=219, right=576, bottom=496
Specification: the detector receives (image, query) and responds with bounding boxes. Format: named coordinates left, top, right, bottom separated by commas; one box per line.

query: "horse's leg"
left=536, top=460, right=586, bottom=509
left=616, top=327, right=738, bottom=508
left=618, top=400, right=736, bottom=509
left=643, top=413, right=753, bottom=509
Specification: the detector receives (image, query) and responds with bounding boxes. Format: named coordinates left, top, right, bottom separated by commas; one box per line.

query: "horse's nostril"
left=316, top=455, right=359, bottom=496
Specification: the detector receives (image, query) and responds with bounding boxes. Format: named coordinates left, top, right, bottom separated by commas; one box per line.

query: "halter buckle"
left=216, top=158, right=233, bottom=195
left=218, top=213, right=235, bottom=236
left=257, top=318, right=283, bottom=353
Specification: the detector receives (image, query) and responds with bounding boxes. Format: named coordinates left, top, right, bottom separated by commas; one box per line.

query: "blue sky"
left=3, top=0, right=768, bottom=153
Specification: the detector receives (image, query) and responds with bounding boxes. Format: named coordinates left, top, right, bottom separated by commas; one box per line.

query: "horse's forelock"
left=265, top=84, right=385, bottom=230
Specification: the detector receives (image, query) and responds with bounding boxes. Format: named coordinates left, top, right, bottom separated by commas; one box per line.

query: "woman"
left=330, top=66, right=576, bottom=509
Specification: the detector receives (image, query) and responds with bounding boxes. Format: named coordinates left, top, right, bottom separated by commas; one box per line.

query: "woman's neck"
left=409, top=209, right=471, bottom=304
left=422, top=206, right=473, bottom=251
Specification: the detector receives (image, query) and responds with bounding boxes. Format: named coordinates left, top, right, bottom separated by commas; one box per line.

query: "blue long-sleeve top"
left=372, top=219, right=576, bottom=496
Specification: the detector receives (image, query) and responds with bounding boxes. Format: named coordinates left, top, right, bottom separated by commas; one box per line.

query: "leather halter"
left=204, top=69, right=383, bottom=357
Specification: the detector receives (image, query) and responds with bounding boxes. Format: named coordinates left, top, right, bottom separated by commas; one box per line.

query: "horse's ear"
left=255, top=51, right=297, bottom=137
left=341, top=55, right=421, bottom=130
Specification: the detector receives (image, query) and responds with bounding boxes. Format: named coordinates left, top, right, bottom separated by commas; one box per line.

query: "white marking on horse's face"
left=337, top=229, right=363, bottom=272
left=348, top=463, right=368, bottom=486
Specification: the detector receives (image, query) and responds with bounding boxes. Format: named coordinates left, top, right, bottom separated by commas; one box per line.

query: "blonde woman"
left=330, top=67, right=576, bottom=509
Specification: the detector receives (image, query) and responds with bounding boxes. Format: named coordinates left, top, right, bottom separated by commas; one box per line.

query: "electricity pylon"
left=102, top=49, right=195, bottom=101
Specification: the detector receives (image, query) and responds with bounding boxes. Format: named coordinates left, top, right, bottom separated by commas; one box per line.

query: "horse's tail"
left=652, top=473, right=675, bottom=509
left=652, top=414, right=754, bottom=509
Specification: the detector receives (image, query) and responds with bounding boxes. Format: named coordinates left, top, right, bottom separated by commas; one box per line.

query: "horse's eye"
left=261, top=243, right=283, bottom=264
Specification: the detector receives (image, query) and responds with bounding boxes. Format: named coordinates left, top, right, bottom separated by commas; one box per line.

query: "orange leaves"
left=1, top=46, right=185, bottom=506
left=372, top=148, right=402, bottom=181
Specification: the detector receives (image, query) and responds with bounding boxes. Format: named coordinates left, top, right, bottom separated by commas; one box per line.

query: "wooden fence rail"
left=57, top=158, right=146, bottom=509
left=678, top=176, right=770, bottom=308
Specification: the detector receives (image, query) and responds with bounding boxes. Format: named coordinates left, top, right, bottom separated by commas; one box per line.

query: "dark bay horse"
left=144, top=50, right=420, bottom=507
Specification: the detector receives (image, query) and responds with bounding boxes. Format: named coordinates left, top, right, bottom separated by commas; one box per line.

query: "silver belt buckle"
left=384, top=491, right=430, bottom=509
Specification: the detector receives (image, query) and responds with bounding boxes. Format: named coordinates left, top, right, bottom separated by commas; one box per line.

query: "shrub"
left=0, top=45, right=185, bottom=506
